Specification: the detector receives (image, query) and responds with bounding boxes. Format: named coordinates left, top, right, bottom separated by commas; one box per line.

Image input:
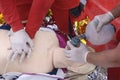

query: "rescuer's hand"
left=64, top=41, right=90, bottom=63
left=94, top=12, right=114, bottom=32
left=8, top=29, right=33, bottom=62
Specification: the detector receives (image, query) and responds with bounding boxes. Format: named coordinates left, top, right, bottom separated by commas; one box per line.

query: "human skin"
left=87, top=43, right=120, bottom=68
left=86, top=4, right=120, bottom=68
left=111, top=4, right=120, bottom=18
left=0, top=30, right=58, bottom=74
left=0, top=30, right=95, bottom=74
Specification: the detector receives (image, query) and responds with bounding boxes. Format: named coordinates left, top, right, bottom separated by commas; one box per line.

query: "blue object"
left=0, top=24, right=11, bottom=30
left=48, top=68, right=58, bottom=75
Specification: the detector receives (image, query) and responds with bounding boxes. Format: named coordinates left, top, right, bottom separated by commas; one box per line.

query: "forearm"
left=87, top=48, right=120, bottom=68
left=26, top=0, right=54, bottom=38
left=0, top=0, right=24, bottom=31
left=111, top=4, right=120, bottom=18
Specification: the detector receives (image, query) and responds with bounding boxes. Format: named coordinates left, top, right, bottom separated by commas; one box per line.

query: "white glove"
left=64, top=41, right=90, bottom=63
left=85, top=16, right=115, bottom=45
left=8, top=29, right=33, bottom=62
left=95, top=12, right=114, bottom=32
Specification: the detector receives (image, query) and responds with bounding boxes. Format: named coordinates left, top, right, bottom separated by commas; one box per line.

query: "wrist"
left=26, top=29, right=35, bottom=39
left=86, top=51, right=96, bottom=64
left=10, top=21, right=24, bottom=32
left=111, top=5, right=120, bottom=18
left=108, top=12, right=114, bottom=18
left=106, top=12, right=114, bottom=21
left=84, top=51, right=90, bottom=63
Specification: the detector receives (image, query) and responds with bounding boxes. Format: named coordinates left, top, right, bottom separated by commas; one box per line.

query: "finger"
left=22, top=46, right=29, bottom=58
left=67, top=41, right=75, bottom=49
left=27, top=48, right=32, bottom=58
left=66, top=57, right=73, bottom=61
left=95, top=16, right=103, bottom=32
left=80, top=43, right=88, bottom=50
left=11, top=51, right=18, bottom=62
left=8, top=46, right=12, bottom=50
left=64, top=50, right=71, bottom=58
left=7, top=50, right=14, bottom=61
left=27, top=39, right=34, bottom=48
left=96, top=23, right=103, bottom=32
left=17, top=49, right=22, bottom=54
left=65, top=45, right=71, bottom=50
left=19, top=52, right=26, bottom=63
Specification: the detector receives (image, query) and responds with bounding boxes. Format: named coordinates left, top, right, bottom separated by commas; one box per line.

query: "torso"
left=0, top=30, right=59, bottom=74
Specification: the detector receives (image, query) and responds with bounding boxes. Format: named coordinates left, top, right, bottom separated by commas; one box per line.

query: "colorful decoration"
left=73, top=16, right=90, bottom=45
left=47, top=9, right=53, bottom=17
left=42, top=9, right=56, bottom=27
left=0, top=13, right=5, bottom=24
left=74, top=16, right=90, bottom=35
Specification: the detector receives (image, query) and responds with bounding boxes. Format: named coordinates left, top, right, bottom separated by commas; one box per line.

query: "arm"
left=0, top=0, right=33, bottom=62
left=65, top=4, right=120, bottom=68
left=65, top=41, right=120, bottom=68
left=0, top=30, right=57, bottom=73
left=93, top=4, right=120, bottom=32
left=86, top=5, right=120, bottom=67
left=26, top=0, right=54, bottom=38
left=111, top=4, right=120, bottom=18
left=0, top=0, right=24, bottom=31
left=87, top=43, right=120, bottom=68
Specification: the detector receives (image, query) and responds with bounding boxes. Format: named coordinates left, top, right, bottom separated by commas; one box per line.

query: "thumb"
left=67, top=41, right=75, bottom=49
left=27, top=38, right=34, bottom=49
left=96, top=23, right=103, bottom=32
left=95, top=16, right=104, bottom=32
left=64, top=49, right=71, bottom=58
left=80, top=43, right=86, bottom=49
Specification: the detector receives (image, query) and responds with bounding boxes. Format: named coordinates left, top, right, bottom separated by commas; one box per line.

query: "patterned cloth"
left=0, top=72, right=64, bottom=80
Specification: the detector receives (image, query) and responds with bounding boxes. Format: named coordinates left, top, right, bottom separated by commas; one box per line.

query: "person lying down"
left=0, top=29, right=95, bottom=79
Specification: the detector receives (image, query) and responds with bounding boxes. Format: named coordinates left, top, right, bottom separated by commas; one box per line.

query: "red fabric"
left=51, top=0, right=80, bottom=10
left=78, top=0, right=120, bottom=44
left=116, top=29, right=120, bottom=41
left=0, top=0, right=24, bottom=31
left=0, top=0, right=79, bottom=38
left=25, top=0, right=55, bottom=38
left=108, top=68, right=120, bottom=80
left=26, top=0, right=80, bottom=38
left=75, top=0, right=120, bottom=80
left=75, top=0, right=120, bottom=51
left=15, top=0, right=33, bottom=21
left=51, top=8, right=69, bottom=34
